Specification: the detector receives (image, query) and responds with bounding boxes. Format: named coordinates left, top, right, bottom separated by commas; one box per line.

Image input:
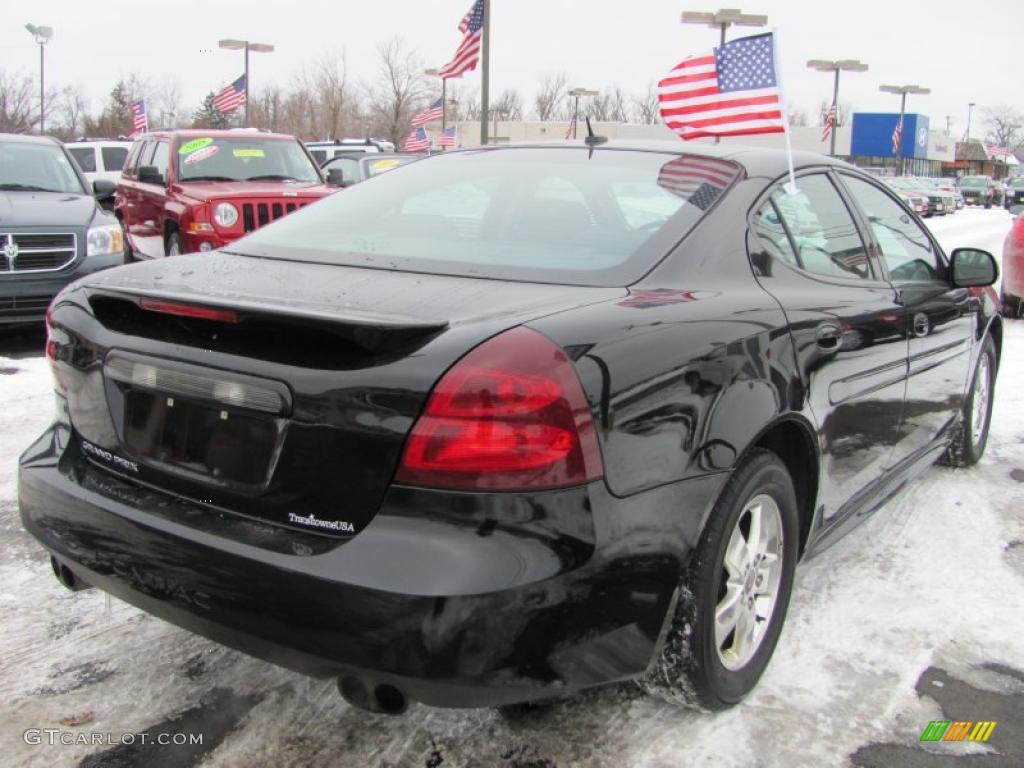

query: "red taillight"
left=139, top=299, right=238, bottom=324
left=396, top=327, right=604, bottom=491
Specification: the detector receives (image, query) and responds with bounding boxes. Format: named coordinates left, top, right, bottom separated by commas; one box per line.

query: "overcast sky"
left=3, top=0, right=1022, bottom=137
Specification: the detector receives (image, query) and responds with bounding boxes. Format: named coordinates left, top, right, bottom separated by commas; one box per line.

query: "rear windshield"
left=226, top=147, right=741, bottom=286
left=176, top=137, right=321, bottom=183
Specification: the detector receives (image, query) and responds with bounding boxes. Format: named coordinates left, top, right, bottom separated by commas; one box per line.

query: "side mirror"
left=137, top=165, right=164, bottom=185
left=950, top=248, right=998, bottom=288
left=326, top=168, right=353, bottom=187
left=92, top=179, right=116, bottom=200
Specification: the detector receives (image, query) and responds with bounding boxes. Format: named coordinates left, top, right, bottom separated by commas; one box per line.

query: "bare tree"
left=534, top=72, right=568, bottom=121
left=632, top=84, right=660, bottom=125
left=984, top=106, right=1023, bottom=150
left=312, top=51, right=356, bottom=140
left=52, top=85, right=90, bottom=139
left=459, top=92, right=482, bottom=122
left=817, top=99, right=855, bottom=127
left=152, top=76, right=185, bottom=129
left=788, top=108, right=809, bottom=127
left=365, top=38, right=426, bottom=145
left=249, top=86, right=284, bottom=133
left=0, top=70, right=44, bottom=133
left=492, top=89, right=523, bottom=121
left=85, top=75, right=149, bottom=137
left=590, top=87, right=629, bottom=123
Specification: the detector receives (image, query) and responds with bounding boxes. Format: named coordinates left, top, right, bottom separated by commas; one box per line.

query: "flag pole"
left=770, top=27, right=798, bottom=194
left=479, top=0, right=490, bottom=145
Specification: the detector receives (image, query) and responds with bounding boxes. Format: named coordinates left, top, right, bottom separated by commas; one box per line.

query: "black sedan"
left=20, top=143, right=1000, bottom=715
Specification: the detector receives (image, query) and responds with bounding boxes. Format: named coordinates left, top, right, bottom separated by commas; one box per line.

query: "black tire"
left=165, top=231, right=182, bottom=257
left=641, top=448, right=799, bottom=710
left=940, top=335, right=997, bottom=467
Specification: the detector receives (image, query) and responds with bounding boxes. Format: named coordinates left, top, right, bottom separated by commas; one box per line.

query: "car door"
left=838, top=172, right=975, bottom=464
left=117, top=140, right=148, bottom=254
left=748, top=171, right=908, bottom=525
left=134, top=140, right=171, bottom=259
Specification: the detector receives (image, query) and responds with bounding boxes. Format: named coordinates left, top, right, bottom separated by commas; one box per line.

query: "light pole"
left=682, top=9, right=767, bottom=142
left=568, top=88, right=598, bottom=139
left=24, top=24, right=53, bottom=134
left=965, top=102, right=976, bottom=142
left=218, top=39, right=274, bottom=126
left=880, top=84, right=930, bottom=176
left=806, top=59, right=868, bottom=157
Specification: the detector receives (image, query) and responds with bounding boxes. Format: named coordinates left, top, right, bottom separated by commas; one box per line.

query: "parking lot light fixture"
left=807, top=59, right=869, bottom=157
left=218, top=39, right=275, bottom=126
left=966, top=102, right=976, bottom=142
left=567, top=88, right=598, bottom=140
left=880, top=84, right=931, bottom=175
left=24, top=23, right=54, bottom=135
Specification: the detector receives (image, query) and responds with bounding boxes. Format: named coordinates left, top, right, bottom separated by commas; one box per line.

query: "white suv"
left=66, top=140, right=133, bottom=184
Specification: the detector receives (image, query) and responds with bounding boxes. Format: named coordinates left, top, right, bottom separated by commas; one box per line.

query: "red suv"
left=115, top=130, right=334, bottom=258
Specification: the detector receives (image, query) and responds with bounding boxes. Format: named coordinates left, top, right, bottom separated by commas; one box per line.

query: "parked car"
left=65, top=140, right=133, bottom=185
left=322, top=153, right=420, bottom=187
left=932, top=178, right=964, bottom=210
left=1000, top=203, right=1024, bottom=315
left=0, top=133, right=125, bottom=324
left=882, top=180, right=928, bottom=217
left=920, top=178, right=957, bottom=214
left=305, top=139, right=392, bottom=165
left=889, top=177, right=945, bottom=216
left=1003, top=177, right=1024, bottom=209
left=958, top=175, right=1003, bottom=208
left=23, top=143, right=1000, bottom=715
left=115, top=130, right=335, bottom=258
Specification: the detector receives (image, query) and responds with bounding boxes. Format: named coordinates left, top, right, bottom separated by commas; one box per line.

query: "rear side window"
left=150, top=141, right=170, bottom=181
left=751, top=201, right=799, bottom=268
left=228, top=148, right=741, bottom=286
left=769, top=174, right=871, bottom=280
left=124, top=141, right=147, bottom=176
left=68, top=147, right=96, bottom=173
left=101, top=146, right=129, bottom=172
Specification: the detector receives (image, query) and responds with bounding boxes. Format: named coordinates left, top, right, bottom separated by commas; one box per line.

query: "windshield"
left=0, top=141, right=85, bottom=194
left=227, top=147, right=741, bottom=286
left=176, top=137, right=321, bottom=183
left=959, top=177, right=990, bottom=188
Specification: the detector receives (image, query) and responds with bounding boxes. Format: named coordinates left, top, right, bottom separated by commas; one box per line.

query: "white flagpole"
left=770, top=27, right=799, bottom=194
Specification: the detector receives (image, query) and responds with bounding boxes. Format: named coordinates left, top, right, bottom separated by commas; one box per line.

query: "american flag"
left=439, top=126, right=457, bottom=147
left=892, top=118, right=903, bottom=155
left=656, top=155, right=737, bottom=210
left=565, top=116, right=576, bottom=140
left=438, top=0, right=485, bottom=79
left=821, top=104, right=836, bottom=143
left=130, top=100, right=148, bottom=136
left=658, top=32, right=785, bottom=141
left=213, top=74, right=247, bottom=114
left=412, top=98, right=444, bottom=126
left=404, top=127, right=431, bottom=152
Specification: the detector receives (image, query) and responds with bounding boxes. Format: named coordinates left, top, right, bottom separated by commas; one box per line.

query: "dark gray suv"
left=1, top=133, right=125, bottom=324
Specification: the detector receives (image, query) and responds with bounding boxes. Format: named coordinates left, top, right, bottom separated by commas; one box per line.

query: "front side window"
left=768, top=174, right=871, bottom=280
left=226, top=148, right=742, bottom=286
left=0, top=142, right=86, bottom=194
left=176, top=138, right=321, bottom=183
left=68, top=147, right=97, bottom=173
left=842, top=175, right=942, bottom=282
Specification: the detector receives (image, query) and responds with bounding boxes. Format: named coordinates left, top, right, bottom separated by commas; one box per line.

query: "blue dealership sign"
left=851, top=113, right=930, bottom=158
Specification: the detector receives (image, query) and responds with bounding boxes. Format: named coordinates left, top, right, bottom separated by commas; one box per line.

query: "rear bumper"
left=19, top=425, right=718, bottom=709
left=0, top=253, right=125, bottom=324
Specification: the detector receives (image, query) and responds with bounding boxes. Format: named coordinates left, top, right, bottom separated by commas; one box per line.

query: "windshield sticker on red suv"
left=233, top=148, right=265, bottom=158
left=184, top=145, right=220, bottom=165
left=179, top=137, right=214, bottom=155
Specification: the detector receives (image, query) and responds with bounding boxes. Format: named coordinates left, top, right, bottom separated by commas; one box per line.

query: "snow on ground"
left=0, top=208, right=1021, bottom=768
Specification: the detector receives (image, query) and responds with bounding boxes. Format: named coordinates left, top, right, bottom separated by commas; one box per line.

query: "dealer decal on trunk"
left=287, top=512, right=355, bottom=533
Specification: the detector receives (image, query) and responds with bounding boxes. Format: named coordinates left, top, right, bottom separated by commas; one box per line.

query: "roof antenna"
left=584, top=117, right=607, bottom=147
